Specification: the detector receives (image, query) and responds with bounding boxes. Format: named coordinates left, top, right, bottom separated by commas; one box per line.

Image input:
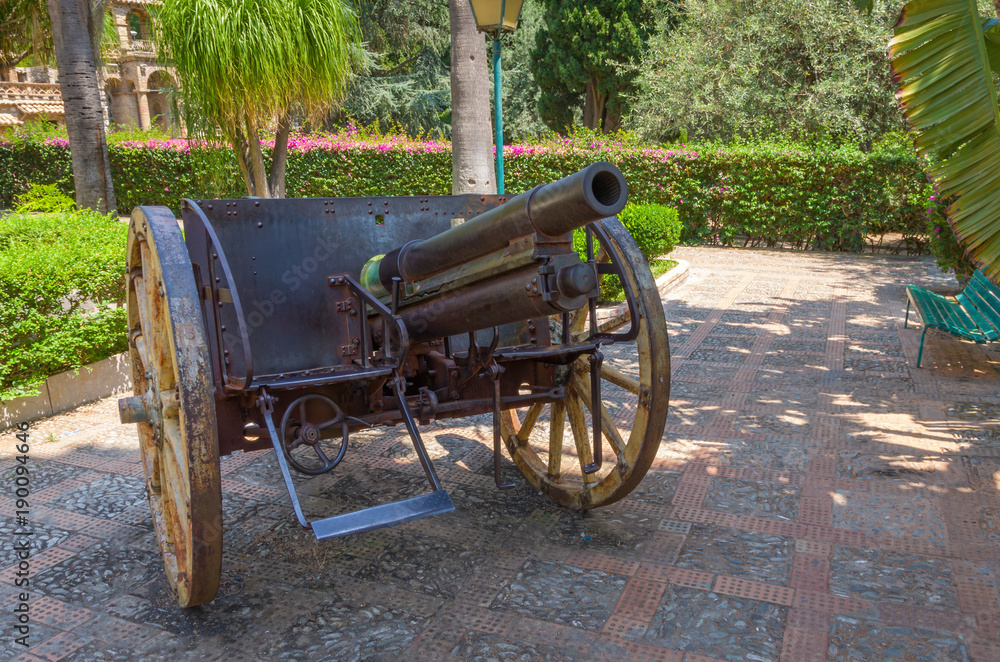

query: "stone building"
left=0, top=1, right=179, bottom=133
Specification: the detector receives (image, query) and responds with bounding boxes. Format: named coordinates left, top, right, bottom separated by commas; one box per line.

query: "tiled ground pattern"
left=1, top=247, right=999, bottom=661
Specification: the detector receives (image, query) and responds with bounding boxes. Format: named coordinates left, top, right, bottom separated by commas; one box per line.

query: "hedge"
left=0, top=195, right=128, bottom=400
left=0, top=131, right=937, bottom=253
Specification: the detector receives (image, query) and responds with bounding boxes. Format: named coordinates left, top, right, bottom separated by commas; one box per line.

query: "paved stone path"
left=1, top=246, right=999, bottom=662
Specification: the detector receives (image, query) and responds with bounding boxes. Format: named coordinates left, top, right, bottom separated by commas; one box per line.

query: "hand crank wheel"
left=124, top=206, right=222, bottom=607
left=278, top=393, right=349, bottom=475
left=500, top=217, right=670, bottom=511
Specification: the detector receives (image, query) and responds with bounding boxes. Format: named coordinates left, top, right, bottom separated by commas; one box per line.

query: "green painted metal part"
left=905, top=270, right=1000, bottom=366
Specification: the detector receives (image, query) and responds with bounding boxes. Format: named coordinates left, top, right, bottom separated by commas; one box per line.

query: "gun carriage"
left=118, top=162, right=670, bottom=606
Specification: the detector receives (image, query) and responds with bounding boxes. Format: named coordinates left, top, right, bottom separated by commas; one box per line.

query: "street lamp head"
left=468, top=0, right=524, bottom=33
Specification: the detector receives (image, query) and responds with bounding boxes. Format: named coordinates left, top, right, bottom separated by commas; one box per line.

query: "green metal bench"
left=905, top=270, right=1000, bottom=366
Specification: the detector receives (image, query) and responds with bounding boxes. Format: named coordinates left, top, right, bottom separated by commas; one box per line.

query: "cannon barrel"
left=360, top=162, right=629, bottom=343
left=367, top=162, right=628, bottom=291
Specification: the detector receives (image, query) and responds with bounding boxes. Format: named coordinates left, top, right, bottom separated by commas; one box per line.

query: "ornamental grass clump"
left=0, top=186, right=128, bottom=400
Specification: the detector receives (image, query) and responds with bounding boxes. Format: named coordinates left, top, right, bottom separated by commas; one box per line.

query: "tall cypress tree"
left=531, top=0, right=654, bottom=133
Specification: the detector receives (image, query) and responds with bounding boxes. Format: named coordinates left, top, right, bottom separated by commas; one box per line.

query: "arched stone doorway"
left=107, top=78, right=140, bottom=128
left=146, top=70, right=175, bottom=134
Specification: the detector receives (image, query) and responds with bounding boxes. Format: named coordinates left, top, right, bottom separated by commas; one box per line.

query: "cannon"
left=118, top=162, right=670, bottom=607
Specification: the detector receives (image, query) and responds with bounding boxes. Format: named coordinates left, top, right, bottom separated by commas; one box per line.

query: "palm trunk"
left=47, top=0, right=116, bottom=212
left=267, top=110, right=291, bottom=199
left=449, top=0, right=496, bottom=195
left=245, top=115, right=271, bottom=198
left=232, top=127, right=257, bottom=196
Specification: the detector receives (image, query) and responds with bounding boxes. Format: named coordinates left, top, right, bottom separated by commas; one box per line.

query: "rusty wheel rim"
left=500, top=217, right=670, bottom=511
left=126, top=207, right=222, bottom=607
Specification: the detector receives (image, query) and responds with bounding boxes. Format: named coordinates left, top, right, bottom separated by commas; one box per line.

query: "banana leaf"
left=891, top=0, right=1000, bottom=281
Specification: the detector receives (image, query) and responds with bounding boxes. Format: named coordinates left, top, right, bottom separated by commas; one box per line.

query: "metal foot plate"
left=310, top=490, right=455, bottom=540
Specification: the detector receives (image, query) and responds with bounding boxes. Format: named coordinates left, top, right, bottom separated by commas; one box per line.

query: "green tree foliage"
left=332, top=0, right=452, bottom=136
left=617, top=204, right=683, bottom=258
left=574, top=203, right=681, bottom=260
left=156, top=0, right=361, bottom=198
left=633, top=0, right=903, bottom=143
left=486, top=0, right=548, bottom=142
left=332, top=0, right=547, bottom=142
left=531, top=0, right=655, bottom=133
left=0, top=0, right=50, bottom=69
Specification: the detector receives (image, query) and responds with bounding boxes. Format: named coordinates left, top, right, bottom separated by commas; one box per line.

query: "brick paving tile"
left=793, top=589, right=874, bottom=616
left=614, top=577, right=668, bottom=621
left=970, top=639, right=1000, bottom=662
left=669, top=506, right=738, bottom=528
left=25, top=631, right=89, bottom=662
left=641, top=532, right=685, bottom=565
left=787, top=607, right=830, bottom=631
left=790, top=554, right=830, bottom=591
left=656, top=519, right=692, bottom=534
left=635, top=561, right=679, bottom=584
left=2, top=248, right=999, bottom=660
left=602, top=613, right=650, bottom=643
left=57, top=534, right=100, bottom=553
left=794, top=539, right=832, bottom=556
left=666, top=568, right=715, bottom=591
left=964, top=543, right=1000, bottom=562
left=779, top=625, right=827, bottom=662
left=615, top=641, right=685, bottom=662
left=713, top=575, right=795, bottom=606
left=27, top=595, right=96, bottom=630
left=955, top=574, right=1000, bottom=614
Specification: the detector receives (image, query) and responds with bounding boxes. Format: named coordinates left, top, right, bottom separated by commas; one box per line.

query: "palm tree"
left=46, top=0, right=116, bottom=213
left=874, top=0, right=1000, bottom=279
left=155, top=0, right=360, bottom=198
left=449, top=0, right=496, bottom=194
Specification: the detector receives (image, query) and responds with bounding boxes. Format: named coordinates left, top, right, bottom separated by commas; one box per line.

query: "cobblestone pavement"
left=2, top=247, right=999, bottom=662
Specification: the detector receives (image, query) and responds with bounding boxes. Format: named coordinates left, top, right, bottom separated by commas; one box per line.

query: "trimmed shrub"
left=618, top=204, right=682, bottom=258
left=0, top=199, right=128, bottom=400
left=572, top=203, right=681, bottom=302
left=573, top=203, right=681, bottom=262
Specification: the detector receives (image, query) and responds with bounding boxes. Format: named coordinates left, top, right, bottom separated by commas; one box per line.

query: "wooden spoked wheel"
left=500, top=218, right=670, bottom=511
left=125, top=206, right=222, bottom=607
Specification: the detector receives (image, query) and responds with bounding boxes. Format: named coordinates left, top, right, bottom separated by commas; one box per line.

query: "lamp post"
left=468, top=0, right=524, bottom=194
